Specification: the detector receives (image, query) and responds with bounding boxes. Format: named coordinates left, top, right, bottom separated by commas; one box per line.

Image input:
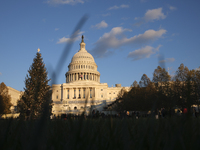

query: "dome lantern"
left=79, top=35, right=86, bottom=52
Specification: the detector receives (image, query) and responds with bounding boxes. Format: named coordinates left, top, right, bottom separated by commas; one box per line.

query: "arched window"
left=74, top=106, right=77, bottom=110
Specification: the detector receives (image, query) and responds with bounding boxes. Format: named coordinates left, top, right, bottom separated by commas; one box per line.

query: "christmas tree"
left=18, top=49, right=52, bottom=119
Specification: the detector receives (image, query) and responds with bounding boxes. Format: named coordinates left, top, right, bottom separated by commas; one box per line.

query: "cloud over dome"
left=127, top=45, right=162, bottom=61
left=92, top=20, right=108, bottom=29
left=134, top=8, right=166, bottom=26
left=90, top=27, right=166, bottom=58
left=57, top=31, right=84, bottom=44
left=47, top=0, right=84, bottom=5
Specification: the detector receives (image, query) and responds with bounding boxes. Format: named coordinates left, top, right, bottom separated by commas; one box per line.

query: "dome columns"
left=66, top=72, right=100, bottom=83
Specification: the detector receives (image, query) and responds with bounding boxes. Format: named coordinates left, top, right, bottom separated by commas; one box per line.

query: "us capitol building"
left=7, top=36, right=129, bottom=115
left=51, top=36, right=129, bottom=114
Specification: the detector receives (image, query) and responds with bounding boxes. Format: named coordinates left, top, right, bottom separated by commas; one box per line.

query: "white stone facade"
left=52, top=36, right=130, bottom=115
left=7, top=86, right=23, bottom=113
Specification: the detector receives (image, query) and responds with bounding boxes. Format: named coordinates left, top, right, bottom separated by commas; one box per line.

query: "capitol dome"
left=65, top=36, right=100, bottom=83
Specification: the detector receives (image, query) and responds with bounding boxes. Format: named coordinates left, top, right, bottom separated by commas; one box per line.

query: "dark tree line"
left=113, top=64, right=200, bottom=113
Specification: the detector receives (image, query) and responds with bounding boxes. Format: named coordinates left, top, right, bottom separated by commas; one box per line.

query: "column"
left=76, top=73, right=78, bottom=81
left=81, top=73, right=83, bottom=80
left=93, top=87, right=95, bottom=100
left=70, top=74, right=72, bottom=82
left=63, top=88, right=66, bottom=100
left=69, top=88, right=72, bottom=99
left=76, top=88, right=78, bottom=99
left=81, top=88, right=83, bottom=99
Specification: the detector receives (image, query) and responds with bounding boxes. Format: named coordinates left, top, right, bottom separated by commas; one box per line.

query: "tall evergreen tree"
left=131, top=80, right=139, bottom=88
left=153, top=66, right=171, bottom=83
left=17, top=50, right=52, bottom=119
left=139, top=74, right=151, bottom=87
left=174, top=63, right=189, bottom=81
left=0, top=82, right=12, bottom=116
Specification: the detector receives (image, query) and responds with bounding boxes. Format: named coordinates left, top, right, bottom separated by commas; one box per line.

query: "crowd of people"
left=51, top=107, right=199, bottom=120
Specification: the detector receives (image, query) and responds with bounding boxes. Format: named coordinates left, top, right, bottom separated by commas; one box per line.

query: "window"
left=79, top=89, right=81, bottom=98
left=101, top=89, right=103, bottom=91
left=90, top=89, right=92, bottom=98
left=67, top=89, right=69, bottom=99
left=101, top=94, right=103, bottom=98
left=83, top=89, right=85, bottom=98
left=56, top=95, right=58, bottom=99
left=74, top=89, right=76, bottom=98
left=74, top=106, right=77, bottom=110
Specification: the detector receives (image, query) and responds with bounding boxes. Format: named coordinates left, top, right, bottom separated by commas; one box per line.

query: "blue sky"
left=0, top=0, right=200, bottom=91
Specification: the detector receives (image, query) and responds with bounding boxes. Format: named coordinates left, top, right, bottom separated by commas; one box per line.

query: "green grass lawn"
left=0, top=117, right=200, bottom=150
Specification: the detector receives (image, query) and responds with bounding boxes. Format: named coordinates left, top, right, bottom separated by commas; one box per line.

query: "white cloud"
left=90, top=27, right=166, bottom=58
left=55, top=28, right=59, bottom=31
left=47, top=0, right=84, bottom=5
left=159, top=58, right=175, bottom=63
left=120, top=4, right=129, bottom=8
left=57, top=31, right=84, bottom=44
left=92, top=20, right=108, bottom=29
left=128, top=45, right=161, bottom=61
left=169, top=6, right=177, bottom=11
left=108, top=4, right=129, bottom=10
left=134, top=8, right=166, bottom=26
left=144, top=8, right=166, bottom=21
